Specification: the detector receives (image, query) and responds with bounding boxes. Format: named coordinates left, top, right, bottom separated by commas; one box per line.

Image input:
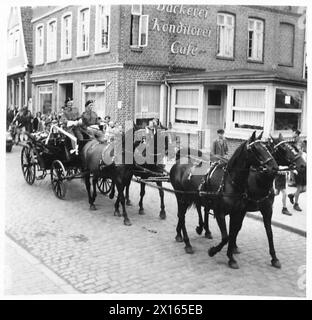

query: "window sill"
left=94, top=49, right=110, bottom=55
left=35, top=62, right=45, bottom=67
left=130, top=46, right=144, bottom=52
left=60, top=57, right=72, bottom=62
left=216, top=55, right=234, bottom=61
left=247, top=58, right=264, bottom=64
left=278, top=63, right=294, bottom=68
left=46, top=60, right=57, bottom=64
left=76, top=53, right=90, bottom=58
left=225, top=129, right=260, bottom=140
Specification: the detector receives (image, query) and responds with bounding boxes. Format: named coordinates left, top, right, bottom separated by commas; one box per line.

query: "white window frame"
left=77, top=6, right=90, bottom=57
left=130, top=5, right=149, bottom=48
left=35, top=23, right=44, bottom=65
left=61, top=12, right=72, bottom=60
left=95, top=5, right=111, bottom=53
left=247, top=18, right=264, bottom=62
left=47, top=18, right=57, bottom=63
left=37, top=84, right=53, bottom=114
left=217, top=13, right=235, bottom=58
left=273, top=87, right=304, bottom=134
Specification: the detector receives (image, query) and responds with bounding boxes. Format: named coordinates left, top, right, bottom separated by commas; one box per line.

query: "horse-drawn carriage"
left=20, top=124, right=113, bottom=199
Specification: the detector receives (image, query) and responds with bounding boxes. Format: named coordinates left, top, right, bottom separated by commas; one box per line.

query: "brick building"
left=30, top=5, right=306, bottom=149
left=7, top=6, right=33, bottom=111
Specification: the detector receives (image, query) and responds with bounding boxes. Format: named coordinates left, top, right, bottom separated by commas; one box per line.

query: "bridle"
left=247, top=140, right=275, bottom=171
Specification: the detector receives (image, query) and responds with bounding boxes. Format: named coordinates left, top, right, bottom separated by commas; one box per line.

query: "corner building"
left=31, top=5, right=307, bottom=149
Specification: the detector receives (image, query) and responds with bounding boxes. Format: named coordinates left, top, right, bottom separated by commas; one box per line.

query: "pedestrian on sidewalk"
left=288, top=139, right=307, bottom=211
left=275, top=171, right=292, bottom=216
left=212, top=129, right=229, bottom=158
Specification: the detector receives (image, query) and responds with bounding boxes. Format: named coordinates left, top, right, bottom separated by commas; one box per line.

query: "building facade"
left=7, top=7, right=33, bottom=111
left=30, top=5, right=307, bottom=148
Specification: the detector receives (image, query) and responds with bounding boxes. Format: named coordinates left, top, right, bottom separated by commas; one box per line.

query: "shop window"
left=61, top=13, right=72, bottom=59
left=77, top=7, right=90, bottom=56
left=274, top=89, right=303, bottom=131
left=248, top=18, right=264, bottom=61
left=217, top=13, right=235, bottom=58
left=232, top=89, right=265, bottom=130
left=174, top=89, right=199, bottom=125
left=130, top=5, right=149, bottom=47
left=47, top=20, right=57, bottom=62
left=38, top=85, right=53, bottom=115
left=279, top=23, right=294, bottom=66
left=95, top=5, right=110, bottom=53
left=82, top=83, right=106, bottom=119
left=35, top=24, right=44, bottom=65
left=135, top=83, right=160, bottom=126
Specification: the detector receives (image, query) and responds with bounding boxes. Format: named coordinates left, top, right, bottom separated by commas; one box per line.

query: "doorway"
left=59, top=82, right=73, bottom=109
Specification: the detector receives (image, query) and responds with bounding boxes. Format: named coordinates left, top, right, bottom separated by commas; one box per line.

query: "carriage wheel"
left=97, top=177, right=113, bottom=195
left=51, top=160, right=67, bottom=199
left=21, top=145, right=36, bottom=185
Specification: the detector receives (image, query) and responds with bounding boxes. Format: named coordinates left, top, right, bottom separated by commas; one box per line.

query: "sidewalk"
left=4, top=236, right=78, bottom=295
left=247, top=185, right=306, bottom=236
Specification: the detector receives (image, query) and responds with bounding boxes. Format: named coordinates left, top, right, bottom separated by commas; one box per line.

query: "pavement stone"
left=4, top=145, right=307, bottom=297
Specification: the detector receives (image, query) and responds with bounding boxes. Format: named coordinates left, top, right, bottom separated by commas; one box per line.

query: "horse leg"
left=261, top=206, right=281, bottom=269
left=138, top=182, right=146, bottom=215
left=91, top=176, right=98, bottom=209
left=175, top=199, right=184, bottom=243
left=179, top=205, right=193, bottom=254
left=204, top=207, right=213, bottom=239
left=85, top=173, right=96, bottom=210
left=109, top=180, right=115, bottom=199
left=226, top=211, right=246, bottom=269
left=157, top=181, right=166, bottom=220
left=195, top=204, right=204, bottom=235
left=125, top=181, right=132, bottom=206
left=208, top=213, right=228, bottom=257
left=114, top=194, right=121, bottom=217
left=116, top=182, right=131, bottom=226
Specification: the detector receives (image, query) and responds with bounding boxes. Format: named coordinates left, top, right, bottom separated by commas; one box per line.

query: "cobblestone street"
left=5, top=145, right=306, bottom=297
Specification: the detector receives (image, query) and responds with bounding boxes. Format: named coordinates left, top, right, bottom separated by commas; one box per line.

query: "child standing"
left=275, top=171, right=292, bottom=216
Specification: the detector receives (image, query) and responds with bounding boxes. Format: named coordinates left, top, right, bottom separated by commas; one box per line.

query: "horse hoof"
left=233, top=247, right=241, bottom=254
left=138, top=209, right=145, bottom=215
left=109, top=193, right=114, bottom=199
left=126, top=200, right=132, bottom=206
left=90, top=205, right=97, bottom=211
left=124, top=219, right=132, bottom=226
left=205, top=232, right=213, bottom=239
left=271, top=259, right=281, bottom=269
left=208, top=247, right=216, bottom=257
left=159, top=211, right=166, bottom=220
left=196, top=226, right=203, bottom=235
left=228, top=260, right=239, bottom=269
left=114, top=210, right=121, bottom=217
left=175, top=235, right=183, bottom=243
left=185, top=246, right=194, bottom=254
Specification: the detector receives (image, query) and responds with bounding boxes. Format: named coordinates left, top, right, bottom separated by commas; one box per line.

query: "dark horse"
left=80, top=129, right=134, bottom=226
left=196, top=133, right=306, bottom=269
left=170, top=131, right=278, bottom=269
left=114, top=128, right=169, bottom=219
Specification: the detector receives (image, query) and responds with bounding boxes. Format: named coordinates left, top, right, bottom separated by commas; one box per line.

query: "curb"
left=5, top=234, right=80, bottom=295
left=246, top=213, right=306, bottom=238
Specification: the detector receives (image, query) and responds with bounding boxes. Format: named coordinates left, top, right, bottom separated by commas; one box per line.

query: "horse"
left=170, top=131, right=278, bottom=269
left=80, top=128, right=134, bottom=226
left=197, top=133, right=306, bottom=269
left=113, top=128, right=170, bottom=219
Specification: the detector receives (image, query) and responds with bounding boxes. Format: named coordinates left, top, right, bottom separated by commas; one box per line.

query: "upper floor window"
left=248, top=18, right=264, bottom=61
left=61, top=13, right=72, bottom=59
left=95, top=5, right=110, bottom=53
left=47, top=20, right=57, bottom=62
left=77, top=7, right=90, bottom=56
left=279, top=23, right=294, bottom=67
left=130, top=5, right=148, bottom=47
left=35, top=24, right=44, bottom=65
left=217, top=13, right=235, bottom=58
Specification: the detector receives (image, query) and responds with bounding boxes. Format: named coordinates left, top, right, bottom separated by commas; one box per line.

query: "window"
left=38, top=85, right=53, bottom=115
left=61, top=14, right=72, bottom=59
left=82, top=83, right=106, bottom=119
left=217, top=13, right=235, bottom=58
left=47, top=20, right=57, bottom=62
left=279, top=23, right=294, bottom=66
left=135, top=83, right=161, bottom=125
left=35, top=24, right=44, bottom=65
left=208, top=90, right=222, bottom=106
left=130, top=5, right=149, bottom=47
left=248, top=18, right=264, bottom=61
left=232, top=89, right=265, bottom=130
left=174, top=89, right=199, bottom=125
left=77, top=7, right=90, bottom=56
left=95, top=5, right=110, bottom=53
left=274, top=89, right=303, bottom=131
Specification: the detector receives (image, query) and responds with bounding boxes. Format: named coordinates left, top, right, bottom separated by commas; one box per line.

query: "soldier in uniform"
left=80, top=100, right=103, bottom=141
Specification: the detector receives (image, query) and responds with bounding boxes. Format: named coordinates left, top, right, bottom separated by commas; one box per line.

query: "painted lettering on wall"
left=153, top=5, right=213, bottom=57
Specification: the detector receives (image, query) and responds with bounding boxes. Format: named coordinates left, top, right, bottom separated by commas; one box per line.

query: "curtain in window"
left=176, top=89, right=199, bottom=106
left=234, top=89, right=265, bottom=108
left=175, top=108, right=198, bottom=124
left=234, top=111, right=264, bottom=129
left=136, top=84, right=160, bottom=118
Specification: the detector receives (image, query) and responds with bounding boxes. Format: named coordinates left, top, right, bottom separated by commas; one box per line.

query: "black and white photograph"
left=1, top=0, right=310, bottom=300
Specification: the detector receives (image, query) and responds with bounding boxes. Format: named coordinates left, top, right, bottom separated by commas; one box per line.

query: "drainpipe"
left=164, top=78, right=171, bottom=128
